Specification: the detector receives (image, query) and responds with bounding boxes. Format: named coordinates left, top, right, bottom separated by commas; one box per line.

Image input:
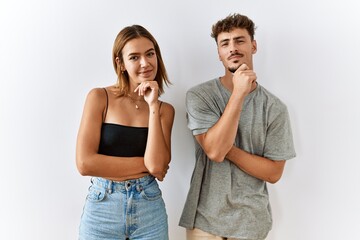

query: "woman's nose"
left=140, top=56, right=149, bottom=67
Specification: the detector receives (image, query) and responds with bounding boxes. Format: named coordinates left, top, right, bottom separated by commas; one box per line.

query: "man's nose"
left=229, top=41, right=238, bottom=53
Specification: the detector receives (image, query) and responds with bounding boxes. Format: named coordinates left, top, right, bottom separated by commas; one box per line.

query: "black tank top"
left=98, top=123, right=148, bottom=157
left=97, top=88, right=149, bottom=157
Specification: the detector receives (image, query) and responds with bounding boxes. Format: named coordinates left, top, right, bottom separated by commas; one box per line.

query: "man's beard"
left=228, top=61, right=243, bottom=73
left=228, top=67, right=237, bottom=73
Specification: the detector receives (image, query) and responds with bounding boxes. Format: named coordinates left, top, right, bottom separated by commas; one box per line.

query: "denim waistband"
left=91, top=175, right=155, bottom=194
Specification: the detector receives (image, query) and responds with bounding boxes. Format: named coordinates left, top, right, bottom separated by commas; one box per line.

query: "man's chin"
left=228, top=67, right=238, bottom=73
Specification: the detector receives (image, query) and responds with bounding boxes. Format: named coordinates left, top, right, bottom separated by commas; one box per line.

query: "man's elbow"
left=267, top=160, right=286, bottom=184
left=207, top=153, right=225, bottom=163
left=267, top=171, right=283, bottom=184
left=205, top=148, right=229, bottom=163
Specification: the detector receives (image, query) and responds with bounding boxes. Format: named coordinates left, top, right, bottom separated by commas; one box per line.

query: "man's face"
left=216, top=28, right=257, bottom=73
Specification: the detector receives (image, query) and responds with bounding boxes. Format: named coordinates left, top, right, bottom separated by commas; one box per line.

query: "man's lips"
left=228, top=53, right=243, bottom=60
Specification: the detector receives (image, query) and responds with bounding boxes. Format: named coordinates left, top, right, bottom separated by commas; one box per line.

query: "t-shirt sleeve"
left=185, top=88, right=221, bottom=136
left=263, top=103, right=296, bottom=160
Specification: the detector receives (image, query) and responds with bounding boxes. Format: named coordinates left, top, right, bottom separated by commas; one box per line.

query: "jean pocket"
left=86, top=185, right=106, bottom=202
left=140, top=182, right=162, bottom=201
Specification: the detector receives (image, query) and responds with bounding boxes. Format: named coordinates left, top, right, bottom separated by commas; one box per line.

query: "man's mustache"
left=228, top=53, right=244, bottom=60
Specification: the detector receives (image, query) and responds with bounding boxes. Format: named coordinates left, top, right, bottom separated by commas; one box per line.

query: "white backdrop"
left=1, top=0, right=359, bottom=239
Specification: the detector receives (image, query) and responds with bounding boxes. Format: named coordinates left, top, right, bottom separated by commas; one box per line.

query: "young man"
left=179, top=13, right=296, bottom=240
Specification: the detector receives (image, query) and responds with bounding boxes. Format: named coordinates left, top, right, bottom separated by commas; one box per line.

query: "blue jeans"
left=79, top=175, right=168, bottom=240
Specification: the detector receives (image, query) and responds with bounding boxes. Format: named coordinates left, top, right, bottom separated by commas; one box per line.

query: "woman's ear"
left=115, top=57, right=120, bottom=65
left=116, top=57, right=125, bottom=71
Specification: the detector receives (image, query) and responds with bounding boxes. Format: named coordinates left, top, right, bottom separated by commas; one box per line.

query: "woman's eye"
left=147, top=52, right=155, bottom=57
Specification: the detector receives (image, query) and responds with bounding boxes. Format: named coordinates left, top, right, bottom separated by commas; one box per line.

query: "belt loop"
left=136, top=184, right=143, bottom=192
left=107, top=180, right=113, bottom=194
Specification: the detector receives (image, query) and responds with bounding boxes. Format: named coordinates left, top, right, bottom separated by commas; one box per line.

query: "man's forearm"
left=226, top=146, right=286, bottom=184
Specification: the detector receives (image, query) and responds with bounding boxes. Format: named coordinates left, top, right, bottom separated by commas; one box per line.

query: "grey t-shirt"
left=179, top=78, right=296, bottom=240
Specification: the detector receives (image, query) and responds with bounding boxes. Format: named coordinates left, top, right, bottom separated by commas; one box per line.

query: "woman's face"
left=120, top=37, right=158, bottom=88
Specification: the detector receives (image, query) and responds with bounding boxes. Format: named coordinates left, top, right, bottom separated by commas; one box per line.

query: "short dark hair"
left=211, top=13, right=256, bottom=42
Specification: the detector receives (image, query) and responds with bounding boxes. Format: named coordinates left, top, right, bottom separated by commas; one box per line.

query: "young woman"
left=76, top=25, right=175, bottom=240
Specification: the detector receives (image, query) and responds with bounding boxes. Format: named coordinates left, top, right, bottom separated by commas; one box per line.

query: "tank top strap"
left=102, top=88, right=109, bottom=122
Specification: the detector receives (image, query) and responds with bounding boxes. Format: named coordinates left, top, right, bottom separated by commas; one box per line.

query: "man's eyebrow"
left=219, top=38, right=230, bottom=44
left=233, top=36, right=246, bottom=40
left=219, top=36, right=246, bottom=44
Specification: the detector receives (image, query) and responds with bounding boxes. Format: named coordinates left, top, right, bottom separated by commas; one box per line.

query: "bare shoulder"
left=159, top=101, right=175, bottom=130
left=82, top=87, right=109, bottom=115
left=85, top=87, right=109, bottom=104
left=160, top=101, right=175, bottom=116
left=87, top=87, right=106, bottom=99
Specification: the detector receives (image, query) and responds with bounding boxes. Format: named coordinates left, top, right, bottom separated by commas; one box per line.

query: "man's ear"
left=252, top=40, right=257, bottom=54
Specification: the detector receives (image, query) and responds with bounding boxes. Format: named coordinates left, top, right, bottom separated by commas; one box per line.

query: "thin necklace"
left=127, top=94, right=145, bottom=110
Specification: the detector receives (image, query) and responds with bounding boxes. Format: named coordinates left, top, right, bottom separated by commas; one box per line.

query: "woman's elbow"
left=147, top=163, right=168, bottom=176
left=146, top=159, right=170, bottom=179
left=76, top=155, right=91, bottom=176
